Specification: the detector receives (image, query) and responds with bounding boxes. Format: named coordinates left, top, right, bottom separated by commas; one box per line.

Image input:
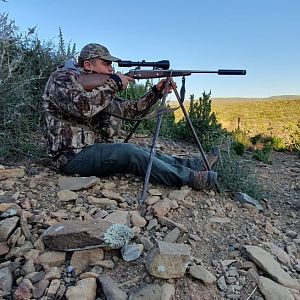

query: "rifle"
left=78, top=60, right=246, bottom=205
left=78, top=68, right=246, bottom=91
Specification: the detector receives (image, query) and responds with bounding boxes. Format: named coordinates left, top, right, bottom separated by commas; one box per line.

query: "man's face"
left=83, top=58, right=114, bottom=74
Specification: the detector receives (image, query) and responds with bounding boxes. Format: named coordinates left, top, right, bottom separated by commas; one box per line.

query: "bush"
left=175, top=92, right=226, bottom=151
left=0, top=14, right=76, bottom=159
left=252, top=142, right=273, bottom=164
left=232, top=142, right=245, bottom=156
left=215, top=150, right=263, bottom=200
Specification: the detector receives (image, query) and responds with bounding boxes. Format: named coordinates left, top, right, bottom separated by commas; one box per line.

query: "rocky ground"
left=0, top=138, right=299, bottom=300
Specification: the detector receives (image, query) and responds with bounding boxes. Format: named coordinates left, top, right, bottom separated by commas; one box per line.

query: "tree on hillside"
left=175, top=92, right=224, bottom=150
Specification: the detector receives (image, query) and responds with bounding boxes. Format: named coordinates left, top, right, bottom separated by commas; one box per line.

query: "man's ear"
left=83, top=60, right=93, bottom=71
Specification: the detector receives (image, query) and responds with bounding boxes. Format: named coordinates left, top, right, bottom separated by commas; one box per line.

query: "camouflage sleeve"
left=102, top=86, right=162, bottom=118
left=45, top=69, right=120, bottom=119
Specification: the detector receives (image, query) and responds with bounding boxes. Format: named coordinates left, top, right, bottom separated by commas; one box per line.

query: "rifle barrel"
left=125, top=69, right=246, bottom=79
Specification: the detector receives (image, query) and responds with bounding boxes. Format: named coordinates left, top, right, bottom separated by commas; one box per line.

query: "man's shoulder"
left=45, top=67, right=82, bottom=92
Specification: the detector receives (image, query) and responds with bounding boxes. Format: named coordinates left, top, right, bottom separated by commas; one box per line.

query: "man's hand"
left=115, top=72, right=135, bottom=89
left=156, top=79, right=176, bottom=94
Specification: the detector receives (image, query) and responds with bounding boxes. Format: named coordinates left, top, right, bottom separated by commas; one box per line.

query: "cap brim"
left=100, top=55, right=121, bottom=62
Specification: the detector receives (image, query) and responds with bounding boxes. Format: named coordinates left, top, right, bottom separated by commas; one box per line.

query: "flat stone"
left=70, top=248, right=104, bottom=275
left=98, top=275, right=127, bottom=300
left=42, top=219, right=112, bottom=251
left=32, top=279, right=49, bottom=298
left=104, top=211, right=130, bottom=226
left=0, top=216, right=20, bottom=242
left=263, top=242, right=291, bottom=266
left=87, top=196, right=117, bottom=208
left=66, top=278, right=97, bottom=300
left=161, top=283, right=175, bottom=300
left=0, top=168, right=25, bottom=180
left=0, top=267, right=13, bottom=291
left=37, top=251, right=66, bottom=268
left=130, top=212, right=147, bottom=228
left=101, top=190, right=125, bottom=202
left=0, top=242, right=9, bottom=255
left=47, top=279, right=60, bottom=298
left=163, top=227, right=180, bottom=243
left=129, top=284, right=162, bottom=300
left=140, top=237, right=154, bottom=251
left=217, top=275, right=227, bottom=291
left=168, top=190, right=190, bottom=202
left=57, top=190, right=78, bottom=202
left=58, top=176, right=100, bottom=191
left=145, top=196, right=160, bottom=206
left=258, top=276, right=294, bottom=300
left=152, top=199, right=172, bottom=218
left=232, top=192, right=263, bottom=211
left=189, top=265, right=217, bottom=285
left=244, top=245, right=300, bottom=290
left=148, top=189, right=162, bottom=196
left=157, top=217, right=188, bottom=232
left=145, top=241, right=190, bottom=279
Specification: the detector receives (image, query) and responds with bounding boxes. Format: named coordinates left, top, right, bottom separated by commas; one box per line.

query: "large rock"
left=43, top=219, right=112, bottom=251
left=244, top=245, right=300, bottom=290
left=263, top=242, right=292, bottom=266
left=87, top=196, right=117, bottom=208
left=0, top=216, right=20, bottom=242
left=98, top=275, right=127, bottom=300
left=258, top=276, right=295, bottom=300
left=0, top=267, right=13, bottom=292
left=0, top=168, right=25, bottom=180
left=152, top=199, right=172, bottom=218
left=58, top=176, right=100, bottom=191
left=66, top=278, right=97, bottom=300
left=104, top=211, right=130, bottom=226
left=37, top=251, right=66, bottom=268
left=145, top=241, right=190, bottom=279
left=71, top=248, right=104, bottom=275
left=189, top=265, right=217, bottom=285
left=129, top=284, right=162, bottom=300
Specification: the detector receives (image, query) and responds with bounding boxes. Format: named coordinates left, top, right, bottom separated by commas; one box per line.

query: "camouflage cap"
left=78, top=43, right=120, bottom=62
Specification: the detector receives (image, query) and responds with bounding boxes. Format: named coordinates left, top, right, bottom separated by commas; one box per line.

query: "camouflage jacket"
left=42, top=61, right=162, bottom=168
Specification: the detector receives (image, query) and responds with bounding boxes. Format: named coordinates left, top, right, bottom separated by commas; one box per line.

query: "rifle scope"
left=118, top=60, right=170, bottom=70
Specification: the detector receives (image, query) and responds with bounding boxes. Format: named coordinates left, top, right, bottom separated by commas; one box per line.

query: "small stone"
left=189, top=265, right=217, bottom=285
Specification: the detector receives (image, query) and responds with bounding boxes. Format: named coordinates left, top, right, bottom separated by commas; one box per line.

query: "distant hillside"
left=168, top=96, right=300, bottom=150
left=169, top=95, right=300, bottom=106
left=211, top=95, right=300, bottom=103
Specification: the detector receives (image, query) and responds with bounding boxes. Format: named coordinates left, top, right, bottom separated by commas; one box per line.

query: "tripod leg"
left=124, top=120, right=141, bottom=143
left=173, top=88, right=211, bottom=171
left=173, top=86, right=221, bottom=193
left=139, top=76, right=173, bottom=205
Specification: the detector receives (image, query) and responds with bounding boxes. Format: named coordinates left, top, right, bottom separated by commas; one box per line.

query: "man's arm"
left=44, top=69, right=121, bottom=119
left=102, top=85, right=163, bottom=119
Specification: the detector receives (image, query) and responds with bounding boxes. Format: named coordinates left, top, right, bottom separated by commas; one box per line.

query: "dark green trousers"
left=62, top=143, right=203, bottom=187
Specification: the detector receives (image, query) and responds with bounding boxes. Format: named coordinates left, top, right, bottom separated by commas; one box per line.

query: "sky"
left=1, top=0, right=300, bottom=98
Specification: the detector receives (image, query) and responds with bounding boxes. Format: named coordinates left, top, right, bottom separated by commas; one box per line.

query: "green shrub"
left=174, top=92, right=226, bottom=151
left=215, top=150, right=263, bottom=200
left=252, top=142, right=272, bottom=164
left=270, top=136, right=286, bottom=151
left=232, top=141, right=245, bottom=156
left=0, top=14, right=76, bottom=159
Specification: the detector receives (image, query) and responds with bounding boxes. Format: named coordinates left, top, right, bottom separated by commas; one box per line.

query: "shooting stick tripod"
left=126, top=73, right=218, bottom=206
